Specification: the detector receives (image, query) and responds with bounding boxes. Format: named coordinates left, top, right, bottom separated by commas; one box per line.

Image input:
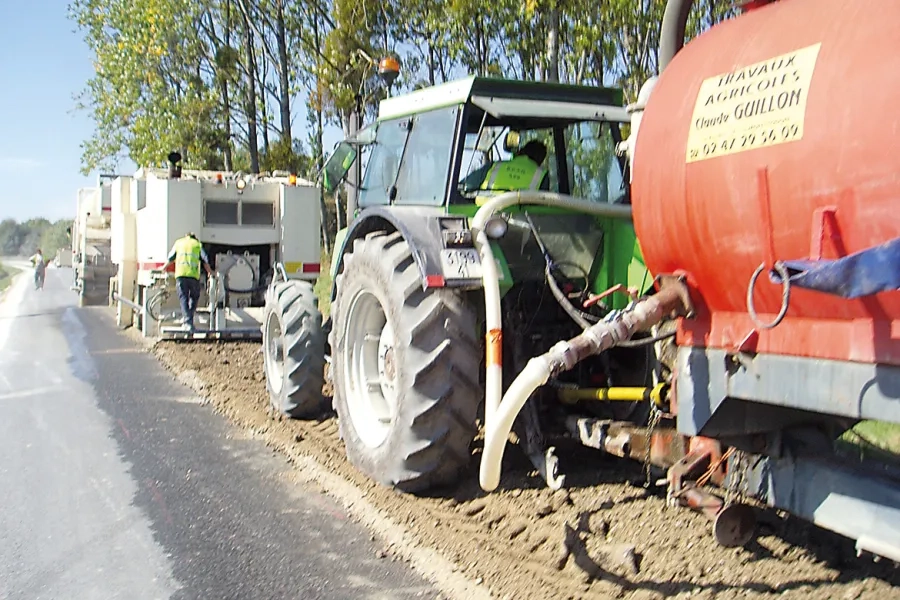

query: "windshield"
left=359, top=106, right=459, bottom=207
left=457, top=121, right=626, bottom=204
left=359, top=118, right=410, bottom=207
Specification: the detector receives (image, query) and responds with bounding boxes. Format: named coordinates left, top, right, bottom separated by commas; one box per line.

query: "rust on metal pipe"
left=679, top=485, right=724, bottom=521
left=547, top=283, right=690, bottom=378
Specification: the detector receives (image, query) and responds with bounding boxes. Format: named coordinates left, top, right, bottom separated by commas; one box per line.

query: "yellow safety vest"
left=479, top=155, right=547, bottom=192
left=174, top=237, right=202, bottom=279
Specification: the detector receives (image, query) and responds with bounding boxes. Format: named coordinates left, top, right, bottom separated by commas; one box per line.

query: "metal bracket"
left=518, top=399, right=566, bottom=490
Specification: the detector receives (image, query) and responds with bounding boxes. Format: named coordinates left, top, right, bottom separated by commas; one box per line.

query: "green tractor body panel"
left=331, top=227, right=349, bottom=280
left=592, top=218, right=653, bottom=310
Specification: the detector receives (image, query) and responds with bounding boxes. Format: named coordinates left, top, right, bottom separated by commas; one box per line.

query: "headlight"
left=484, top=215, right=508, bottom=239
left=236, top=178, right=247, bottom=191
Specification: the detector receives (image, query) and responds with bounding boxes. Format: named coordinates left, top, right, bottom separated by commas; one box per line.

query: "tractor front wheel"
left=263, top=280, right=326, bottom=418
left=331, top=231, right=481, bottom=493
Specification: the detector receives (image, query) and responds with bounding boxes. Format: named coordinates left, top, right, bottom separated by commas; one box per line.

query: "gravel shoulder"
left=145, top=336, right=899, bottom=600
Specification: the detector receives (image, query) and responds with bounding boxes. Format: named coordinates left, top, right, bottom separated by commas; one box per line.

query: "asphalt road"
left=0, top=267, right=437, bottom=600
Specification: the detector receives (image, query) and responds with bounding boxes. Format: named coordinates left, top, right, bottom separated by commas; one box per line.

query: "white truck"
left=71, top=184, right=116, bottom=306
left=54, top=248, right=72, bottom=268
left=106, top=160, right=322, bottom=340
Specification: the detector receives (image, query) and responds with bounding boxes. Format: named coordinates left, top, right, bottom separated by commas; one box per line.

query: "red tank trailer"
left=634, top=0, right=899, bottom=366
left=628, top=0, right=900, bottom=561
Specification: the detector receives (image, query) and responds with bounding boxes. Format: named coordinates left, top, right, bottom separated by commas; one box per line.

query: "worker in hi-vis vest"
left=161, top=232, right=213, bottom=332
left=479, top=139, right=550, bottom=194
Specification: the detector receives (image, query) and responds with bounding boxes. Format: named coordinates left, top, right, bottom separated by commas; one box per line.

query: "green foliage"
left=0, top=220, right=26, bottom=256
left=40, top=221, right=75, bottom=257
left=260, top=137, right=313, bottom=174
left=0, top=218, right=72, bottom=257
left=69, top=0, right=737, bottom=247
left=0, top=262, right=20, bottom=292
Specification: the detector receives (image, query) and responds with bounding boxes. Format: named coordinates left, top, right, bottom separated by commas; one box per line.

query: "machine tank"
left=631, top=0, right=900, bottom=365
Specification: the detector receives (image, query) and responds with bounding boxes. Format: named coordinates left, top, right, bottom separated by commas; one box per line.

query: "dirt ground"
left=150, top=340, right=899, bottom=600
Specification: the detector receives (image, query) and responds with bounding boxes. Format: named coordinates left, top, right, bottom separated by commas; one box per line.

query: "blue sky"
left=0, top=1, right=348, bottom=224
left=0, top=1, right=99, bottom=222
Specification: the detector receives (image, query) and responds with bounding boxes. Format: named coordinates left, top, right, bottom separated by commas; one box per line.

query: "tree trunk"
left=221, top=79, right=234, bottom=171
left=275, top=0, right=292, bottom=143
left=311, top=10, right=331, bottom=249
left=427, top=43, right=436, bottom=86
left=258, top=53, right=271, bottom=157
left=222, top=0, right=234, bottom=171
left=261, top=106, right=271, bottom=156
left=546, top=5, right=560, bottom=83
left=242, top=6, right=260, bottom=173
left=316, top=104, right=330, bottom=250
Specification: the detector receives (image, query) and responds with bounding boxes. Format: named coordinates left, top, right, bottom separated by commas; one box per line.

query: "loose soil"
left=150, top=340, right=899, bottom=600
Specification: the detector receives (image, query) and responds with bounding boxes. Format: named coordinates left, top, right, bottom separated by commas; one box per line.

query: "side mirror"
left=321, top=141, right=358, bottom=194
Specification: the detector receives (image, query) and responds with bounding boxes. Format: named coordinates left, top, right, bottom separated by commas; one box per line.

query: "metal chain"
left=724, top=449, right=748, bottom=506
left=643, top=405, right=662, bottom=487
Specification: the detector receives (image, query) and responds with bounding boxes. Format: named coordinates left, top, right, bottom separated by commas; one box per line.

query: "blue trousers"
left=176, top=276, right=201, bottom=328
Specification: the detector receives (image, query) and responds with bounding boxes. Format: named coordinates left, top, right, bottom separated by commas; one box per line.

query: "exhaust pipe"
left=112, top=292, right=144, bottom=315
left=659, top=0, right=694, bottom=72
left=168, top=151, right=183, bottom=179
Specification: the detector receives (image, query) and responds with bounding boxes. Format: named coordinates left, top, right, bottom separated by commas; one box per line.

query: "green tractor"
left=262, top=76, right=662, bottom=493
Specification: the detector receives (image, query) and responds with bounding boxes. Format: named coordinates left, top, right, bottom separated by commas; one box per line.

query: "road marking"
left=0, top=386, right=67, bottom=401
left=0, top=273, right=27, bottom=351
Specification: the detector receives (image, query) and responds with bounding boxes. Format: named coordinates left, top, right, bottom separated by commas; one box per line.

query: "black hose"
left=522, top=212, right=600, bottom=330
left=146, top=290, right=169, bottom=322
left=545, top=263, right=598, bottom=329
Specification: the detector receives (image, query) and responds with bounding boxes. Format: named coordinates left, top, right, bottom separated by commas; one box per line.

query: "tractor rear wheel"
left=263, top=280, right=326, bottom=418
left=330, top=231, right=482, bottom=493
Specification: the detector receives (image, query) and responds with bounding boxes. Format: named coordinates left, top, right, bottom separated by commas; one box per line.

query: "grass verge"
left=313, top=250, right=333, bottom=320
left=0, top=262, right=20, bottom=292
left=839, top=420, right=900, bottom=461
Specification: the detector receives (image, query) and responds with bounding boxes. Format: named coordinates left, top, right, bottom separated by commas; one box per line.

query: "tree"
left=0, top=219, right=26, bottom=256
left=40, top=220, right=75, bottom=257
left=0, top=218, right=71, bottom=257
left=69, top=0, right=737, bottom=249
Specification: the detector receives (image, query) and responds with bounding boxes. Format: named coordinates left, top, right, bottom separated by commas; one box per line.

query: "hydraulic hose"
left=221, top=254, right=267, bottom=294
left=470, top=191, right=632, bottom=426
left=479, top=285, right=685, bottom=491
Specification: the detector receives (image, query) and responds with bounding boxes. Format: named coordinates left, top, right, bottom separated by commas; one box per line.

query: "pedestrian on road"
left=29, top=248, right=47, bottom=290
left=161, top=233, right=213, bottom=332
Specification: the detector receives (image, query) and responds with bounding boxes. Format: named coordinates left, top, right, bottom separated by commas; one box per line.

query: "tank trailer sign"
left=686, top=43, right=821, bottom=163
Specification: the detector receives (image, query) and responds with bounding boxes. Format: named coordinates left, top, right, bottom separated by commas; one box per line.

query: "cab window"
left=359, top=106, right=459, bottom=207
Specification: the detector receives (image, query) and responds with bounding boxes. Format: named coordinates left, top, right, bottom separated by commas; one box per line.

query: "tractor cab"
left=323, top=76, right=647, bottom=310
left=324, top=76, right=631, bottom=208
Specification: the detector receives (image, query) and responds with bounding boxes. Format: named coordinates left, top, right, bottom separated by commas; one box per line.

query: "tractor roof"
left=377, top=76, right=628, bottom=123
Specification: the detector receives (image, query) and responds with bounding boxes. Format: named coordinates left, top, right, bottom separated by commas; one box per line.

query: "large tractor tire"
left=330, top=231, right=482, bottom=493
left=263, top=280, right=326, bottom=418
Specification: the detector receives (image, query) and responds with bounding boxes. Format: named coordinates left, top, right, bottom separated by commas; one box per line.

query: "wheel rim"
left=264, top=312, right=285, bottom=396
left=342, top=289, right=397, bottom=449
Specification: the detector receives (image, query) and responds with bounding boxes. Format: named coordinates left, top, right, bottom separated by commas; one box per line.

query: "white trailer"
left=54, top=248, right=72, bottom=268
left=71, top=183, right=116, bottom=306
left=107, top=164, right=322, bottom=340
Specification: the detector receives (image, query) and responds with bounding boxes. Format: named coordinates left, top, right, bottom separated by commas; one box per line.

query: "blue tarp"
left=771, top=237, right=900, bottom=299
